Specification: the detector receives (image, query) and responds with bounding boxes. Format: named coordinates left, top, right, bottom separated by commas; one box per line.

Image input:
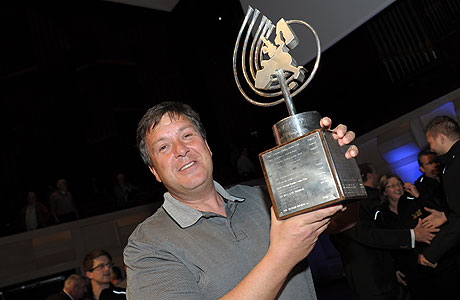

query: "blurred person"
left=21, top=191, right=50, bottom=231
left=47, top=274, right=87, bottom=300
left=236, top=146, right=258, bottom=179
left=113, top=172, right=137, bottom=208
left=83, top=249, right=126, bottom=300
left=330, top=163, right=437, bottom=300
left=111, top=265, right=126, bottom=289
left=49, top=178, right=79, bottom=224
left=375, top=174, right=444, bottom=300
left=124, top=101, right=358, bottom=299
left=414, top=149, right=447, bottom=212
left=418, top=115, right=460, bottom=298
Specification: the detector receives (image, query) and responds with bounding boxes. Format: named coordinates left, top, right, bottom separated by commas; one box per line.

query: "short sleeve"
left=124, top=237, right=204, bottom=300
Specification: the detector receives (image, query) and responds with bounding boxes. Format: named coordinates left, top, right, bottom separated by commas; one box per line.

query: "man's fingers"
left=428, top=227, right=440, bottom=233
left=333, top=124, right=348, bottom=139
left=320, top=117, right=332, bottom=129
left=290, top=204, right=343, bottom=225
left=341, top=130, right=355, bottom=145
left=345, top=145, right=359, bottom=159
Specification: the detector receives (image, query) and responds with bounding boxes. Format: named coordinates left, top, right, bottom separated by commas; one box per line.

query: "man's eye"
left=158, top=145, right=168, bottom=152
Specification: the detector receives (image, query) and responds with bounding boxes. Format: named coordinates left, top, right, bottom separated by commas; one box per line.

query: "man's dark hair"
left=82, top=249, right=112, bottom=273
left=425, top=115, right=460, bottom=140
left=112, top=266, right=123, bottom=280
left=417, top=148, right=437, bottom=167
left=359, top=162, right=374, bottom=182
left=136, top=102, right=207, bottom=167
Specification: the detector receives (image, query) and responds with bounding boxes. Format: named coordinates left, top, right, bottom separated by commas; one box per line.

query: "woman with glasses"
left=374, top=174, right=444, bottom=300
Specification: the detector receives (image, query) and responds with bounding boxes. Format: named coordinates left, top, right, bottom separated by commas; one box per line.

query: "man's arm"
left=339, top=206, right=437, bottom=249
left=421, top=211, right=460, bottom=266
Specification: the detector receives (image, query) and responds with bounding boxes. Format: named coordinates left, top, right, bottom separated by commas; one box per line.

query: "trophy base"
left=259, top=129, right=367, bottom=219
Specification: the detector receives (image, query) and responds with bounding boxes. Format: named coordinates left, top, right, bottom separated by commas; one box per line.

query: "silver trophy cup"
left=233, top=7, right=366, bottom=219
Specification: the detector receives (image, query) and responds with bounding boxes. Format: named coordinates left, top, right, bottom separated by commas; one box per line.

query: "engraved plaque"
left=260, top=129, right=366, bottom=219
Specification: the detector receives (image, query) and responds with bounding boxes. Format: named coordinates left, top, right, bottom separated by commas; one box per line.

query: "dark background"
left=3, top=0, right=460, bottom=236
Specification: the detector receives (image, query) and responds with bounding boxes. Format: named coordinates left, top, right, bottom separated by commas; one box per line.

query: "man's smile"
left=179, top=161, right=195, bottom=171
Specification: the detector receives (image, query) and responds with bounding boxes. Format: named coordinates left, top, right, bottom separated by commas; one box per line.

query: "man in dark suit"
left=419, top=115, right=460, bottom=298
left=47, top=274, right=87, bottom=300
left=414, top=149, right=447, bottom=212
left=330, top=162, right=438, bottom=300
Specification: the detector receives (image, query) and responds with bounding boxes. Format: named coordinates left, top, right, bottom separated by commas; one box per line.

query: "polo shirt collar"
left=162, top=181, right=245, bottom=228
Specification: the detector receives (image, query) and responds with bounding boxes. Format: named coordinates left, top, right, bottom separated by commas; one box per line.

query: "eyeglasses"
left=385, top=183, right=402, bottom=190
left=89, top=262, right=114, bottom=272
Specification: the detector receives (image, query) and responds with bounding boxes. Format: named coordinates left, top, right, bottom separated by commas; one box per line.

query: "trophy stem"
left=275, top=69, right=297, bottom=116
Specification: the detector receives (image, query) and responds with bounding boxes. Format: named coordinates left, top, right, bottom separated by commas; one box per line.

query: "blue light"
left=392, top=161, right=422, bottom=183
left=429, top=102, right=457, bottom=117
left=420, top=102, right=458, bottom=127
left=382, top=142, right=420, bottom=164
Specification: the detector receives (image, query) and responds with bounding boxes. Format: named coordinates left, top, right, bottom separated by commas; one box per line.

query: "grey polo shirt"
left=124, top=181, right=317, bottom=300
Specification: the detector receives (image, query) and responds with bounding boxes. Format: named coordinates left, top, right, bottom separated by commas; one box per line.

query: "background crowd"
left=330, top=115, right=460, bottom=300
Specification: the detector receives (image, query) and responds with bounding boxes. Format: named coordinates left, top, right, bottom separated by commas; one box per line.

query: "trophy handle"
left=275, top=69, right=296, bottom=116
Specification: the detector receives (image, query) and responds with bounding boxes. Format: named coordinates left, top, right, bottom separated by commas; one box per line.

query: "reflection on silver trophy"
left=233, top=6, right=367, bottom=219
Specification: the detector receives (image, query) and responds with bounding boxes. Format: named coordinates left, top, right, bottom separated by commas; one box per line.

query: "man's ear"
left=205, top=140, right=212, bottom=157
left=419, top=165, right=425, bottom=174
left=85, top=271, right=93, bottom=280
left=439, top=133, right=447, bottom=144
left=148, top=165, right=162, bottom=183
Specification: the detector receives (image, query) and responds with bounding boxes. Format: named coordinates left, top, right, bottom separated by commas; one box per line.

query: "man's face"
left=57, top=179, right=68, bottom=192
left=419, top=153, right=440, bottom=179
left=86, top=255, right=112, bottom=285
left=368, top=168, right=379, bottom=188
left=146, top=114, right=214, bottom=199
left=426, top=132, right=446, bottom=155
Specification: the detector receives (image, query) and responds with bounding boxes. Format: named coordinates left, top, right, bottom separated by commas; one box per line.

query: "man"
left=47, top=274, right=87, bottom=300
left=21, top=191, right=50, bottom=231
left=49, top=178, right=79, bottom=224
left=419, top=115, right=460, bottom=296
left=329, top=163, right=438, bottom=300
left=123, top=101, right=357, bottom=299
left=111, top=265, right=127, bottom=289
left=83, top=249, right=126, bottom=300
left=414, top=149, right=447, bottom=212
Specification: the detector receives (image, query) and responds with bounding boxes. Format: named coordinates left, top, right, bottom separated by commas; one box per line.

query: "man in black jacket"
left=414, top=149, right=447, bottom=212
left=419, top=115, right=460, bottom=297
left=83, top=249, right=126, bottom=300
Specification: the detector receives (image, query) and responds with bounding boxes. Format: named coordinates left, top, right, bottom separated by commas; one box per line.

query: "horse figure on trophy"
left=255, top=18, right=306, bottom=90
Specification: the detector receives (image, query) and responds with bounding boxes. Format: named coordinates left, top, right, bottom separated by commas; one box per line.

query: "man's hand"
left=414, top=218, right=439, bottom=244
left=418, top=254, right=437, bottom=268
left=268, top=205, right=343, bottom=270
left=403, top=182, right=420, bottom=198
left=320, top=117, right=358, bottom=159
left=422, top=207, right=447, bottom=229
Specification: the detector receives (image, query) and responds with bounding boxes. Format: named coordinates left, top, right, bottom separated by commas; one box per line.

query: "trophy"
left=233, top=7, right=367, bottom=219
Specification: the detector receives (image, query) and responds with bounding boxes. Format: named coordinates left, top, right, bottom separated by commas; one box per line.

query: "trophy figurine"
left=233, top=7, right=367, bottom=219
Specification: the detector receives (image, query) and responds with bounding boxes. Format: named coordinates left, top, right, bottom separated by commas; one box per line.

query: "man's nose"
left=174, top=141, right=189, bottom=157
